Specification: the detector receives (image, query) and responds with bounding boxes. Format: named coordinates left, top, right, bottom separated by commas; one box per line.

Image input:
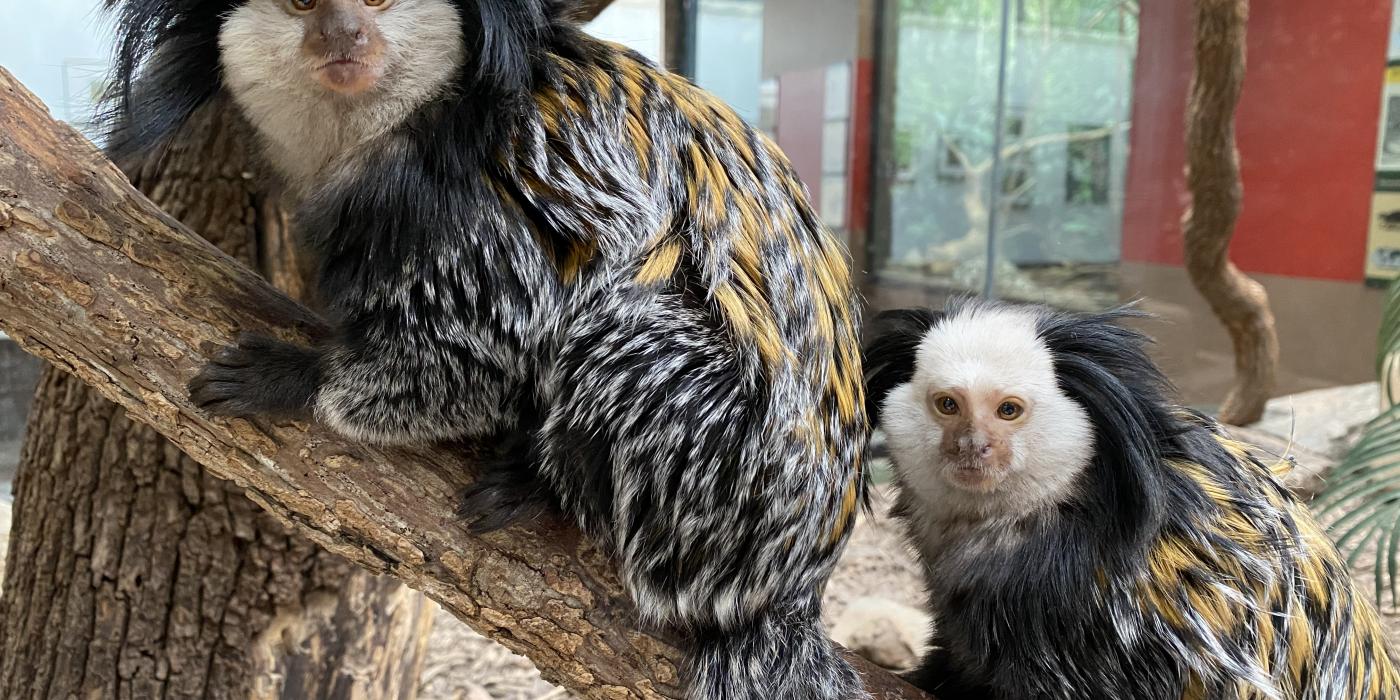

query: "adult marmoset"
left=864, top=299, right=1400, bottom=699
left=103, top=1, right=868, bottom=697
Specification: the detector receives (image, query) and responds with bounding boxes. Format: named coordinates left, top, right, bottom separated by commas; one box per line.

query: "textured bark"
left=0, top=68, right=931, bottom=699
left=575, top=0, right=619, bottom=22
left=0, top=88, right=433, bottom=697
left=1183, top=0, right=1278, bottom=425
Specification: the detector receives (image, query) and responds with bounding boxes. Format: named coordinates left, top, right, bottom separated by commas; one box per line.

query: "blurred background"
left=3, top=1, right=1399, bottom=697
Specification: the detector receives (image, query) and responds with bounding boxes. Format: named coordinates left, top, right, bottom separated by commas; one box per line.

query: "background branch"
left=1182, top=0, right=1278, bottom=425
left=0, top=68, right=930, bottom=700
left=575, top=0, right=619, bottom=22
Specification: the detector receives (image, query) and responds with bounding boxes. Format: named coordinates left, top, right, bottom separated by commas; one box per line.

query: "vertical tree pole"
left=0, top=103, right=434, bottom=700
left=1183, top=0, right=1279, bottom=425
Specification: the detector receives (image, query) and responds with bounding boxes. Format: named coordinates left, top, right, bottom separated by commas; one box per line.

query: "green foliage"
left=1315, top=278, right=1400, bottom=607
left=1379, top=278, right=1400, bottom=400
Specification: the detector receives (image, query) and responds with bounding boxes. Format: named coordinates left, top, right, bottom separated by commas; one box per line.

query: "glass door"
left=869, top=0, right=1140, bottom=311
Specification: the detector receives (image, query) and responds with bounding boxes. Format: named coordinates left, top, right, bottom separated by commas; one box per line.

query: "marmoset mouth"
left=947, top=464, right=1005, bottom=492
left=315, top=58, right=382, bottom=94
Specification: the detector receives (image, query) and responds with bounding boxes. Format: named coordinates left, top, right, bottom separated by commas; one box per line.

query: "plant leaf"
left=1318, top=402, right=1400, bottom=604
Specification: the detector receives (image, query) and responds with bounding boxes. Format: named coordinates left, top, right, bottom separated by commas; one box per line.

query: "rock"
left=830, top=596, right=930, bottom=671
left=1250, top=382, right=1380, bottom=460
left=458, top=683, right=494, bottom=700
left=1224, top=424, right=1334, bottom=501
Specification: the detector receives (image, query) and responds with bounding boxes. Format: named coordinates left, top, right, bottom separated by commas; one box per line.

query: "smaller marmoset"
left=863, top=299, right=1400, bottom=699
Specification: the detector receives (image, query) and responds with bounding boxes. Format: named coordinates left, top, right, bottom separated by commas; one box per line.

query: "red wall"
left=774, top=60, right=875, bottom=234
left=847, top=59, right=875, bottom=234
left=777, top=68, right=827, bottom=209
left=1121, top=0, right=1392, bottom=281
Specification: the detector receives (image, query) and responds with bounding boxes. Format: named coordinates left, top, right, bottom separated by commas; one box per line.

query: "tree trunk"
left=0, top=67, right=931, bottom=700
left=1182, top=0, right=1278, bottom=426
left=0, top=98, right=434, bottom=699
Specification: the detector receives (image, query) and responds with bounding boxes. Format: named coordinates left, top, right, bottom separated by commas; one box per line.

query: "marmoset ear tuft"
left=99, top=0, right=241, bottom=165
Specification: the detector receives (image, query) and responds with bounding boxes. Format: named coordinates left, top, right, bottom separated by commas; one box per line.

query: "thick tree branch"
left=0, top=68, right=928, bottom=699
left=1183, top=0, right=1278, bottom=425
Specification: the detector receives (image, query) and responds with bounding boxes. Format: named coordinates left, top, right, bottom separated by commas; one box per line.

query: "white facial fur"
left=219, top=0, right=466, bottom=186
left=884, top=305, right=1094, bottom=559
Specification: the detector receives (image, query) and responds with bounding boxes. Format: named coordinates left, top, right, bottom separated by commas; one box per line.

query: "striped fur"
left=109, top=1, right=869, bottom=697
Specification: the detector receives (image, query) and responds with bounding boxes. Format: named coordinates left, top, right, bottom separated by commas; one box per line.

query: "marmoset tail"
left=864, top=299, right=1400, bottom=700
left=103, top=0, right=869, bottom=697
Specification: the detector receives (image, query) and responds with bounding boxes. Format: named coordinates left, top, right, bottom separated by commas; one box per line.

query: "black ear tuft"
left=1036, top=305, right=1172, bottom=411
left=460, top=0, right=559, bottom=98
left=862, top=309, right=942, bottom=429
left=99, top=0, right=239, bottom=165
left=1036, top=306, right=1172, bottom=551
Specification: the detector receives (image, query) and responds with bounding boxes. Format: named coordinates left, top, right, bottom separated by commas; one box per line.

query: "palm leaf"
left=1378, top=279, right=1400, bottom=407
left=1320, top=278, right=1400, bottom=606
left=1315, top=403, right=1400, bottom=608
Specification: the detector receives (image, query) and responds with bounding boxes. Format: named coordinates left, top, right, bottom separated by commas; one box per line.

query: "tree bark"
left=0, top=68, right=930, bottom=699
left=575, top=0, right=619, bottom=22
left=1182, top=0, right=1278, bottom=426
left=0, top=90, right=433, bottom=698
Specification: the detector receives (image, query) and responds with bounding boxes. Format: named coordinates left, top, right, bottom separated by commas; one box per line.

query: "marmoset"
left=864, top=299, right=1400, bottom=699
left=104, top=1, right=869, bottom=697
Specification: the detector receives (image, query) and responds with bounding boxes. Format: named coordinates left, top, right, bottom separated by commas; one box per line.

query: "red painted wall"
left=1121, top=0, right=1392, bottom=281
left=776, top=68, right=827, bottom=208
left=774, top=60, right=874, bottom=235
left=847, top=58, right=875, bottom=233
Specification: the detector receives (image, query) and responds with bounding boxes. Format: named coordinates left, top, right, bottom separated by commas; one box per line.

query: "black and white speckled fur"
left=865, top=299, right=1400, bottom=699
left=103, top=1, right=868, bottom=697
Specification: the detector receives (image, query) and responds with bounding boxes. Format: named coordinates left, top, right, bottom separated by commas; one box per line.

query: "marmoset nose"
left=321, top=25, right=366, bottom=46
left=306, top=2, right=373, bottom=57
left=317, top=24, right=367, bottom=54
left=956, top=434, right=993, bottom=458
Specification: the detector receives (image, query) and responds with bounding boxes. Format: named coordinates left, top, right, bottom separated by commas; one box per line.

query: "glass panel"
left=585, top=0, right=665, bottom=65
left=990, top=0, right=1138, bottom=310
left=688, top=0, right=868, bottom=246
left=875, top=0, right=1010, bottom=297
left=695, top=0, right=767, bottom=123
left=0, top=2, right=113, bottom=139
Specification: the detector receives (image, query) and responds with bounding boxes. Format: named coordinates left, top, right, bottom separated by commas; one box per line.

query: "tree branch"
left=1183, top=0, right=1278, bottom=426
left=574, top=0, right=619, bottom=22
left=0, top=68, right=929, bottom=700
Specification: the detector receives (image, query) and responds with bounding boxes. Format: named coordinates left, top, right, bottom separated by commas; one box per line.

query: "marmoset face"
left=882, top=305, right=1095, bottom=518
left=215, top=0, right=467, bottom=182
left=220, top=0, right=464, bottom=98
